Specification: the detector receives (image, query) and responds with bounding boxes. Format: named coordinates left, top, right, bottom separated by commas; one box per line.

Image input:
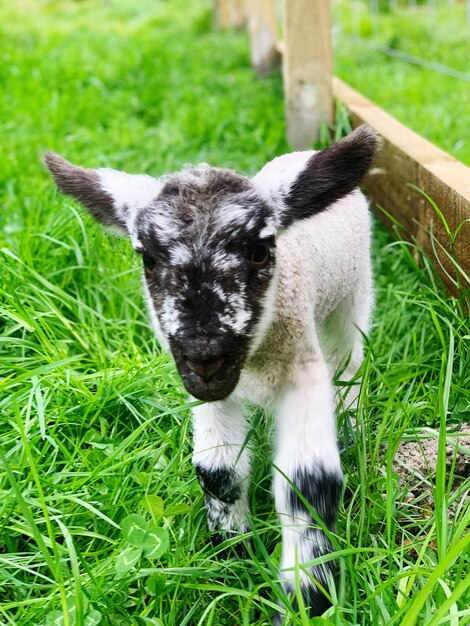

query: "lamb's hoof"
left=211, top=530, right=252, bottom=559
left=271, top=611, right=284, bottom=626
left=273, top=583, right=332, bottom=624
left=271, top=615, right=280, bottom=625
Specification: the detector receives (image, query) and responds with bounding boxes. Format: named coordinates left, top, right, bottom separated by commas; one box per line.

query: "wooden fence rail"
left=215, top=0, right=470, bottom=296
left=334, top=78, right=470, bottom=292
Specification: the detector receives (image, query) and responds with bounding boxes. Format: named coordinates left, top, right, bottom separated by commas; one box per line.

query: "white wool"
left=97, top=168, right=163, bottom=248
left=97, top=168, right=162, bottom=213
left=252, top=150, right=316, bottom=208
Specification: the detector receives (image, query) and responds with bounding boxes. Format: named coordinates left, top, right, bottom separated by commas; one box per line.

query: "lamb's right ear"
left=44, top=152, right=163, bottom=237
left=280, top=125, right=380, bottom=228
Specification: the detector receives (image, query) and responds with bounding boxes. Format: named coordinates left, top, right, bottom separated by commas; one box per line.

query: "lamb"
left=44, top=124, right=379, bottom=621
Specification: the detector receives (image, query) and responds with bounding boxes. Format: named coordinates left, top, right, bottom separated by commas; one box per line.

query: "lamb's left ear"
left=44, top=152, right=163, bottom=239
left=281, top=125, right=380, bottom=228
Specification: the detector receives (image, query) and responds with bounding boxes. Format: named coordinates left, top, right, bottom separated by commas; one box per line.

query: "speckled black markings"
left=281, top=467, right=343, bottom=618
left=161, top=169, right=250, bottom=201
left=205, top=497, right=230, bottom=533
left=288, top=467, right=343, bottom=530
left=196, top=465, right=249, bottom=556
left=195, top=464, right=241, bottom=503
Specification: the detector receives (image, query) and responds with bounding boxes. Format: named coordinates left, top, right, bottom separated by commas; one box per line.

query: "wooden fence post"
left=247, top=0, right=280, bottom=76
left=282, top=0, right=333, bottom=149
left=215, top=0, right=246, bottom=29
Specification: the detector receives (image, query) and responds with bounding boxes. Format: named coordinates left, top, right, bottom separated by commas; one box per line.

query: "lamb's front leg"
left=273, top=360, right=343, bottom=621
left=192, top=398, right=251, bottom=548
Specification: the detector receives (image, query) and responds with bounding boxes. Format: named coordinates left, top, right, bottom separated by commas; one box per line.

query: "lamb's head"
left=44, top=158, right=279, bottom=400
left=44, top=125, right=380, bottom=401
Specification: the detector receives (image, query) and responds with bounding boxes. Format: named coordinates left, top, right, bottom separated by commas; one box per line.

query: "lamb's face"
left=136, top=167, right=277, bottom=401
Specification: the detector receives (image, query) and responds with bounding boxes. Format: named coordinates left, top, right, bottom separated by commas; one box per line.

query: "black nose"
left=185, top=356, right=224, bottom=381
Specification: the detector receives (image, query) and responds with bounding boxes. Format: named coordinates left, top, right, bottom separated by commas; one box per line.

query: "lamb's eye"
left=250, top=240, right=270, bottom=268
left=142, top=252, right=156, bottom=271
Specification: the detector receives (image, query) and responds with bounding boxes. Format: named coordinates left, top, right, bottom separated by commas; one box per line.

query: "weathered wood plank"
left=215, top=0, right=246, bottom=29
left=333, top=77, right=470, bottom=293
left=282, top=0, right=333, bottom=149
left=247, top=0, right=280, bottom=76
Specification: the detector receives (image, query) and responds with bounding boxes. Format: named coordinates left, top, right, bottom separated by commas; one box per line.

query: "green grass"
left=333, top=0, right=470, bottom=165
left=1, top=1, right=469, bottom=625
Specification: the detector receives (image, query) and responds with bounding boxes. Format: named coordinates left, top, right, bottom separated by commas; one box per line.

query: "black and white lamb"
left=45, top=125, right=379, bottom=620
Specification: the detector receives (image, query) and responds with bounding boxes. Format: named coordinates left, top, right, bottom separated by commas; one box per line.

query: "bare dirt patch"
left=392, top=423, right=470, bottom=509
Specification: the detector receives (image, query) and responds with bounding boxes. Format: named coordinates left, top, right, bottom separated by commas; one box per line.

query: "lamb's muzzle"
left=44, top=124, right=380, bottom=620
left=169, top=333, right=245, bottom=401
left=185, top=356, right=224, bottom=379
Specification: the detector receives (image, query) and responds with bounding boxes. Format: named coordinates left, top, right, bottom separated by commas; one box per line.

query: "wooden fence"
left=214, top=0, right=470, bottom=297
